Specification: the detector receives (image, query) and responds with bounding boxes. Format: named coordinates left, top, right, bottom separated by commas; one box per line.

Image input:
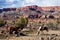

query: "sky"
left=0, top=0, right=60, bottom=8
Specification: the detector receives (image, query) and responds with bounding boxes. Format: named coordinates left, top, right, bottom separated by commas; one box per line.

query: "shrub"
left=15, top=17, right=28, bottom=29
left=0, top=19, right=5, bottom=27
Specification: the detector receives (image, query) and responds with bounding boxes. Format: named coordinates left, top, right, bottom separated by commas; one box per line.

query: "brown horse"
left=0, top=26, right=23, bottom=37
left=7, top=26, right=24, bottom=34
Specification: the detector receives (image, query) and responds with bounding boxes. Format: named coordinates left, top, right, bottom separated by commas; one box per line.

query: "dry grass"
left=0, top=30, right=60, bottom=40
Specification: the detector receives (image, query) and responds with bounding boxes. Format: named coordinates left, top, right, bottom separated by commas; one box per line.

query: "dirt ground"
left=0, top=30, right=60, bottom=40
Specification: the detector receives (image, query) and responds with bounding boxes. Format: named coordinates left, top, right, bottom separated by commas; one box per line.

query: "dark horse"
left=7, top=26, right=20, bottom=34
left=37, top=26, right=48, bottom=35
left=7, top=25, right=25, bottom=37
left=0, top=24, right=26, bottom=37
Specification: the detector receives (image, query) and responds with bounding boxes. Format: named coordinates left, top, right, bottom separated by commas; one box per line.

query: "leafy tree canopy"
left=15, top=17, right=28, bottom=28
left=0, top=19, right=6, bottom=27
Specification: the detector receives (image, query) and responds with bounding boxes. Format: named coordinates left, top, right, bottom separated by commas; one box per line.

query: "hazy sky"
left=0, top=0, right=60, bottom=8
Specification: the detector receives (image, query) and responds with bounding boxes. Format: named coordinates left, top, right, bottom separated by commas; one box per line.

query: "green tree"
left=0, top=19, right=6, bottom=27
left=15, top=17, right=28, bottom=28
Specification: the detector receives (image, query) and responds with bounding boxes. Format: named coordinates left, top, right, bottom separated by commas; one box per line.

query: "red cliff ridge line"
left=16, top=5, right=60, bottom=12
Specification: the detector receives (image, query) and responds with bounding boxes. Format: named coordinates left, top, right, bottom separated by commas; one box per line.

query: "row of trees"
left=0, top=17, right=28, bottom=29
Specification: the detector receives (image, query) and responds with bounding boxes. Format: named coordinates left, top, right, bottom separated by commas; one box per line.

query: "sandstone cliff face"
left=16, top=5, right=42, bottom=12
left=41, top=6, right=60, bottom=11
left=16, top=5, right=60, bottom=12
left=0, top=5, right=60, bottom=13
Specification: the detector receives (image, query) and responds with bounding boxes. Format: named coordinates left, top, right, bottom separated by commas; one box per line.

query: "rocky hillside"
left=0, top=5, right=60, bottom=13
left=16, top=5, right=60, bottom=12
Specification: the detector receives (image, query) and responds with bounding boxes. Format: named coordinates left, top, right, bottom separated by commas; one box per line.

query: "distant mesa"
left=16, top=5, right=60, bottom=12
left=3, top=8, right=16, bottom=11
left=0, top=5, right=60, bottom=13
left=0, top=9, right=3, bottom=13
left=0, top=8, right=16, bottom=13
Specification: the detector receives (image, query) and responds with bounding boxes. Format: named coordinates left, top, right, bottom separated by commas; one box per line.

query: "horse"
left=6, top=25, right=26, bottom=37
left=7, top=26, right=24, bottom=34
left=0, top=26, right=22, bottom=37
left=37, top=26, right=48, bottom=35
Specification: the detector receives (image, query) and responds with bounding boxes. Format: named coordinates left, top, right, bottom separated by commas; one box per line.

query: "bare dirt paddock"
left=0, top=30, right=60, bottom=40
